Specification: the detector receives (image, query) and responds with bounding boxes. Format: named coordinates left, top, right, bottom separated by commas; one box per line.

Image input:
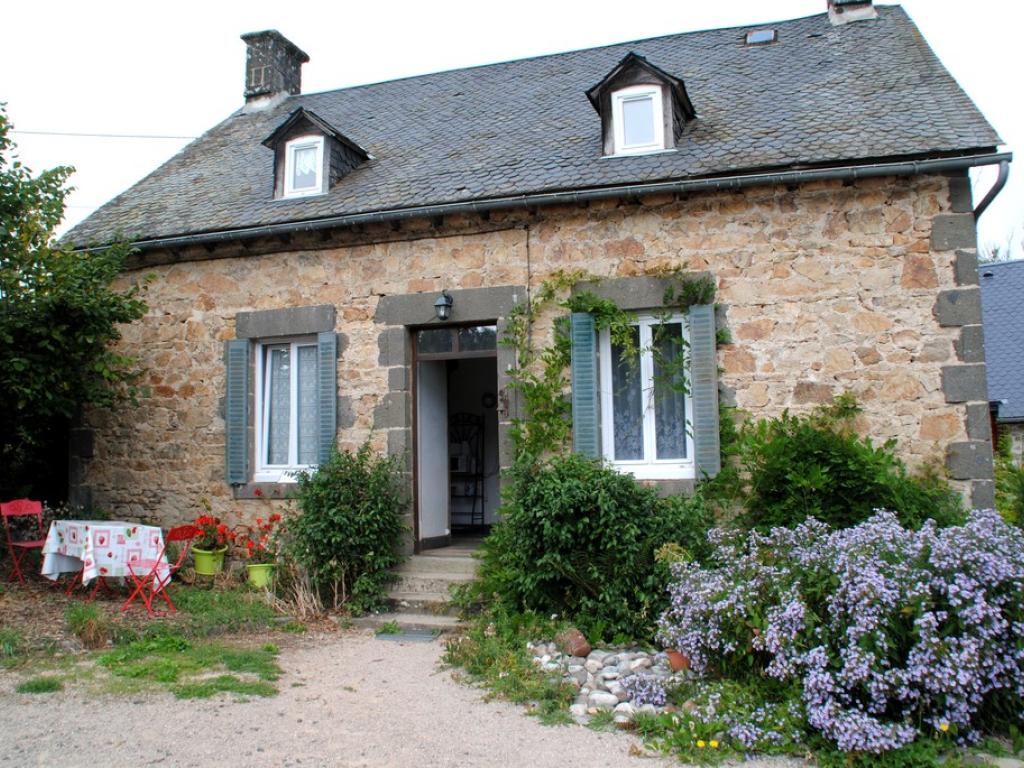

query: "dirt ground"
left=0, top=627, right=818, bottom=768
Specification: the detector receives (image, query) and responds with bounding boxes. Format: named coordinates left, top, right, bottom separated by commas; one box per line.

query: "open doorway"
left=414, top=324, right=500, bottom=551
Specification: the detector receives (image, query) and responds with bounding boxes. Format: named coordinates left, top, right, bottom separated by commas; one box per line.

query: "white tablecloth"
left=41, top=520, right=169, bottom=587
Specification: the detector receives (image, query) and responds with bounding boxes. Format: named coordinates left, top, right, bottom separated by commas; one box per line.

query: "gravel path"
left=0, top=630, right=801, bottom=768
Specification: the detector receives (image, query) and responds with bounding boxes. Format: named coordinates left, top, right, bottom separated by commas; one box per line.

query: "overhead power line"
left=11, top=130, right=196, bottom=140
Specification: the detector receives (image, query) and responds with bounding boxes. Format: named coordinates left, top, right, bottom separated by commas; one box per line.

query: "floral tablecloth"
left=41, top=520, right=169, bottom=587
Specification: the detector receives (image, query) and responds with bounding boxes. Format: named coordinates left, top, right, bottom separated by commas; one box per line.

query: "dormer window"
left=263, top=107, right=369, bottom=201
left=284, top=136, right=325, bottom=197
left=587, top=52, right=695, bottom=158
left=612, top=85, right=664, bottom=154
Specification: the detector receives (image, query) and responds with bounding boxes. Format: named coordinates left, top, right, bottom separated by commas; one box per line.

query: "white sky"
left=2, top=0, right=1021, bottom=258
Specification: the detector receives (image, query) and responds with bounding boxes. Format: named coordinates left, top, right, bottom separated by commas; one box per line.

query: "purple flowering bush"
left=657, top=509, right=1024, bottom=755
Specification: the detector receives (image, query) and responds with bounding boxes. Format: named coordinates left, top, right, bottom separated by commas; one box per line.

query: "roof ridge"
left=292, top=6, right=878, bottom=100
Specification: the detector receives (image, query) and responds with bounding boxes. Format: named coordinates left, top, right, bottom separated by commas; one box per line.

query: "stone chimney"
left=827, top=0, right=878, bottom=25
left=241, top=30, right=309, bottom=105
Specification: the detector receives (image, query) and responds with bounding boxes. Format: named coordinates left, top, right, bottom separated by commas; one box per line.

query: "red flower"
left=253, top=487, right=263, bottom=498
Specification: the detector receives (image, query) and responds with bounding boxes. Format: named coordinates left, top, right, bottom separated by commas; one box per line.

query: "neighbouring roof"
left=981, top=260, right=1024, bottom=422
left=67, top=5, right=1000, bottom=248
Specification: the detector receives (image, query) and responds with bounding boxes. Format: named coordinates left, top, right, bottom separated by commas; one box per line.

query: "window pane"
left=653, top=323, right=687, bottom=459
left=292, top=146, right=318, bottom=189
left=612, top=327, right=643, bottom=461
left=266, top=347, right=290, bottom=465
left=457, top=325, right=496, bottom=352
left=416, top=328, right=453, bottom=354
left=296, top=345, right=319, bottom=465
left=622, top=97, right=655, bottom=146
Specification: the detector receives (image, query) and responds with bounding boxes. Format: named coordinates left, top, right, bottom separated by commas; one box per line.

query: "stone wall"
left=76, top=172, right=993, bottom=532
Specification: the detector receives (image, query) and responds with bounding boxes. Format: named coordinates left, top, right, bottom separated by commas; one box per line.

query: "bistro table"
left=41, top=520, right=170, bottom=594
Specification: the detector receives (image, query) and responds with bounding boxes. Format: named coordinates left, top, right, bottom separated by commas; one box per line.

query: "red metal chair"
left=2, top=499, right=45, bottom=584
left=121, top=524, right=200, bottom=616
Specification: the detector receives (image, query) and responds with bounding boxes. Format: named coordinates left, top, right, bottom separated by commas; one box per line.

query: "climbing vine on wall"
left=502, top=269, right=717, bottom=462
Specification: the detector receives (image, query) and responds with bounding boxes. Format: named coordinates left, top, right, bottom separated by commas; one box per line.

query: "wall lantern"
left=434, top=289, right=454, bottom=321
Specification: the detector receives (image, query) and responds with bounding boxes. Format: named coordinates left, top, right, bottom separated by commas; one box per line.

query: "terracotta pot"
left=665, top=648, right=690, bottom=672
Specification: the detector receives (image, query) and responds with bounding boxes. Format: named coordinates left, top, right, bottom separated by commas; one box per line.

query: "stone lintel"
left=235, top=304, right=336, bottom=338
left=374, top=285, right=526, bottom=325
left=941, top=364, right=988, bottom=403
left=933, top=288, right=982, bottom=327
left=931, top=213, right=977, bottom=251
left=573, top=273, right=712, bottom=312
left=946, top=440, right=994, bottom=481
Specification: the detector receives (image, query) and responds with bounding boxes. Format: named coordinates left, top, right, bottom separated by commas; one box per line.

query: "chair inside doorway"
left=449, top=412, right=485, bottom=530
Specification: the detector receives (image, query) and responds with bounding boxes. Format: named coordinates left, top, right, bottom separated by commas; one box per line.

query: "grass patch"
left=97, top=632, right=281, bottom=699
left=375, top=620, right=401, bottom=635
left=173, top=675, right=277, bottom=700
left=587, top=709, right=616, bottom=731
left=171, top=586, right=279, bottom=636
left=65, top=602, right=110, bottom=649
left=443, top=607, right=575, bottom=725
left=16, top=676, right=63, bottom=694
left=0, top=627, right=24, bottom=667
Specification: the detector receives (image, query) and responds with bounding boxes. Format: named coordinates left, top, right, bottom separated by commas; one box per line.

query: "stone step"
left=396, top=554, right=478, bottom=577
left=351, top=611, right=461, bottom=634
left=392, top=572, right=475, bottom=595
left=387, top=590, right=461, bottom=616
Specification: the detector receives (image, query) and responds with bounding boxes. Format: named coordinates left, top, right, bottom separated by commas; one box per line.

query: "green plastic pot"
left=192, top=546, right=227, bottom=576
left=246, top=563, right=276, bottom=588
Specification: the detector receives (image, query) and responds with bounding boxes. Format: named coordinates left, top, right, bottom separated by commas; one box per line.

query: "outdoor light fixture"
left=434, top=289, right=453, bottom=321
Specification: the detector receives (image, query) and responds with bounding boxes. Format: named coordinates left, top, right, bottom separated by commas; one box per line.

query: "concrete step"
left=387, top=590, right=461, bottom=616
left=352, top=611, right=461, bottom=634
left=396, top=554, right=478, bottom=577
left=393, top=572, right=475, bottom=594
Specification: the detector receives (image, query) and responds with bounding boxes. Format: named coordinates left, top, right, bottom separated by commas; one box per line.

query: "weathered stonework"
left=76, top=173, right=993, bottom=532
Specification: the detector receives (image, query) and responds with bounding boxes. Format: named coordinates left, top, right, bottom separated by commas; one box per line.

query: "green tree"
left=0, top=104, right=147, bottom=500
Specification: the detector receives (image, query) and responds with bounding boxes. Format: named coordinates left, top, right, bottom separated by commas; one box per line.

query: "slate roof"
left=981, top=260, right=1024, bottom=422
left=67, top=5, right=1000, bottom=247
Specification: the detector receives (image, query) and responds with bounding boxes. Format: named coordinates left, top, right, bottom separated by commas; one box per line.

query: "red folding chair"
left=2, top=499, right=45, bottom=584
left=121, top=524, right=200, bottom=616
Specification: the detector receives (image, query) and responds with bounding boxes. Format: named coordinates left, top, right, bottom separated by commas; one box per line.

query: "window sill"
left=610, top=463, right=695, bottom=481
left=601, top=147, right=677, bottom=159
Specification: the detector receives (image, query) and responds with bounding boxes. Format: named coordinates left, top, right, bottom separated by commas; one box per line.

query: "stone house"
left=67, top=1, right=1009, bottom=552
left=981, top=259, right=1024, bottom=462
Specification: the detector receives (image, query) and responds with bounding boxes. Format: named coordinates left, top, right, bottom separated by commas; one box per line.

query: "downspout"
left=973, top=159, right=1010, bottom=220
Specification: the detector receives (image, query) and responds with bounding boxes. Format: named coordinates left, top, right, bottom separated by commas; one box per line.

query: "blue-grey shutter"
left=317, top=331, right=338, bottom=465
left=570, top=312, right=600, bottom=458
left=224, top=339, right=249, bottom=485
left=688, top=304, right=720, bottom=478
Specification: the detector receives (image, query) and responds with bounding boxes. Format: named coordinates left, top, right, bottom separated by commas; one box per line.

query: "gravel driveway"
left=0, top=629, right=678, bottom=768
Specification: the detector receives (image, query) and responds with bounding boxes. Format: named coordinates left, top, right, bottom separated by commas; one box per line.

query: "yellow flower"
left=938, top=723, right=950, bottom=732
left=710, top=740, right=720, bottom=748
left=696, top=740, right=706, bottom=748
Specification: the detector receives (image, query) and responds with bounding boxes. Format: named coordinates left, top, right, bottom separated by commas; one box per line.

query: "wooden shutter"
left=570, top=312, right=600, bottom=458
left=224, top=339, right=249, bottom=485
left=688, top=304, right=720, bottom=478
left=316, top=331, right=338, bottom=465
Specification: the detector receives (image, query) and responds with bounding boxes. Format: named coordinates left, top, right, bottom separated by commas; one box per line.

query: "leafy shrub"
left=657, top=510, right=1024, bottom=755
left=289, top=443, right=406, bottom=614
left=732, top=395, right=963, bottom=532
left=995, top=434, right=1024, bottom=527
left=476, top=454, right=714, bottom=640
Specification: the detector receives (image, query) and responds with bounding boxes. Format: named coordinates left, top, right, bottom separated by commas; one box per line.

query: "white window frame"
left=282, top=135, right=325, bottom=198
left=599, top=314, right=695, bottom=480
left=253, top=337, right=319, bottom=482
left=611, top=85, right=665, bottom=155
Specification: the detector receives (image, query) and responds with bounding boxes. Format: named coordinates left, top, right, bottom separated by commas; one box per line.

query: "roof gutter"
left=91, top=150, right=1013, bottom=254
